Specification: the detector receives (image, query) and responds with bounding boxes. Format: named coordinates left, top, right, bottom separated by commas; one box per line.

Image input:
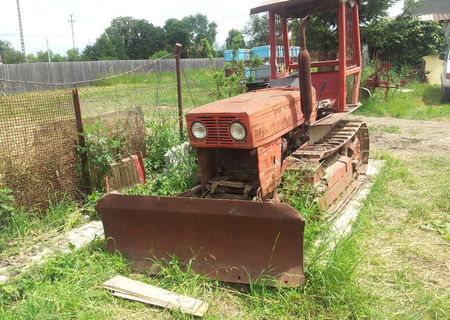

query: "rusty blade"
left=96, top=194, right=305, bottom=287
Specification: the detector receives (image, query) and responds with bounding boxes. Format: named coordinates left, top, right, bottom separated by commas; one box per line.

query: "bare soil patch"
left=350, top=115, right=450, bottom=155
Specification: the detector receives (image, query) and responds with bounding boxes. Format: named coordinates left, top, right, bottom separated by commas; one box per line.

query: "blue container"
left=224, top=49, right=251, bottom=62
left=251, top=45, right=301, bottom=59
left=251, top=45, right=271, bottom=59
left=290, top=46, right=300, bottom=57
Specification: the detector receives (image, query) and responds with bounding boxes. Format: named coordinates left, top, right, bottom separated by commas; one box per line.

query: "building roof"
left=409, top=0, right=450, bottom=16
left=250, top=0, right=360, bottom=18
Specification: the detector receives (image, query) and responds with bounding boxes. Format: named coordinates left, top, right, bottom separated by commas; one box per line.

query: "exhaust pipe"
left=299, top=17, right=313, bottom=124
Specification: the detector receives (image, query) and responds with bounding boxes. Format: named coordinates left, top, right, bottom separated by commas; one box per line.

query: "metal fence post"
left=72, top=88, right=92, bottom=195
left=174, top=43, right=184, bottom=140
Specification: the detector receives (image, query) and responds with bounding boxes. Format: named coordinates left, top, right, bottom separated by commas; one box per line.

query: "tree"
left=242, top=13, right=269, bottom=48
left=35, top=51, right=52, bottom=62
left=364, top=15, right=446, bottom=65
left=163, top=18, right=190, bottom=58
left=124, top=19, right=165, bottom=59
left=104, top=16, right=133, bottom=59
left=225, top=29, right=246, bottom=49
left=150, top=50, right=171, bottom=59
left=82, top=34, right=117, bottom=60
left=182, top=14, right=217, bottom=57
left=67, top=48, right=81, bottom=62
left=0, top=40, right=25, bottom=64
left=289, top=0, right=397, bottom=53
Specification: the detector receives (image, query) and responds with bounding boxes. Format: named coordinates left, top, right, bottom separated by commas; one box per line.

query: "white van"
left=440, top=50, right=450, bottom=102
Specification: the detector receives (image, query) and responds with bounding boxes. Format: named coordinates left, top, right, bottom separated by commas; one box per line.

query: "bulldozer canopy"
left=250, top=0, right=359, bottom=18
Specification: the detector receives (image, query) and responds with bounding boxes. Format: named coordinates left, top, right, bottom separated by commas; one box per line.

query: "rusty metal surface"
left=293, top=120, right=368, bottom=163
left=173, top=43, right=184, bottom=140
left=0, top=89, right=83, bottom=209
left=72, top=89, right=91, bottom=194
left=186, top=89, right=304, bottom=149
left=294, top=120, right=369, bottom=210
left=299, top=17, right=314, bottom=124
left=96, top=193, right=305, bottom=287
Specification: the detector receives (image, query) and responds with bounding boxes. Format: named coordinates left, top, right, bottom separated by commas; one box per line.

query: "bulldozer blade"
left=96, top=194, right=305, bottom=287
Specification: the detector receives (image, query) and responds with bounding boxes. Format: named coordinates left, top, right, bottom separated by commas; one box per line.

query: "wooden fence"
left=0, top=58, right=224, bottom=93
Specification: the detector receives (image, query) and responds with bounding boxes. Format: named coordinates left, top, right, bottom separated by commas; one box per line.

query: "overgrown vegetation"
left=4, top=151, right=448, bottom=319
left=0, top=194, right=94, bottom=257
left=357, top=82, right=450, bottom=120
left=353, top=153, right=450, bottom=318
left=80, top=122, right=125, bottom=190
left=1, top=60, right=449, bottom=318
left=0, top=188, right=15, bottom=226
left=126, top=121, right=198, bottom=197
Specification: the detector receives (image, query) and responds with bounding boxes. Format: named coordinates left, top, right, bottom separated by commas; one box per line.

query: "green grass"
left=0, top=193, right=100, bottom=258
left=0, top=169, right=374, bottom=319
left=78, top=70, right=218, bottom=119
left=353, top=153, right=450, bottom=318
left=1, top=68, right=449, bottom=319
left=2, top=152, right=448, bottom=319
left=356, top=82, right=450, bottom=120
left=381, top=125, right=401, bottom=134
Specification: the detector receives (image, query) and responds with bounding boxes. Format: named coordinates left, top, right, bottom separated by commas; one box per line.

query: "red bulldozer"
left=96, top=0, right=369, bottom=287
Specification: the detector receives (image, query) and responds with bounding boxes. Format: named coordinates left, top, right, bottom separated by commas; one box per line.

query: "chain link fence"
left=0, top=56, right=218, bottom=209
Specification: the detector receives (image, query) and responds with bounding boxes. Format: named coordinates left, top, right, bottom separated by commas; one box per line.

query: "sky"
left=0, top=0, right=404, bottom=56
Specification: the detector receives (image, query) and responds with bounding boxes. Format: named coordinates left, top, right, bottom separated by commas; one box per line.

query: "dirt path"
left=349, top=115, right=450, bottom=155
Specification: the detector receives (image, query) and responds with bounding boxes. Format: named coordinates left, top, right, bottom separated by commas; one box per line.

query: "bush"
left=80, top=122, right=124, bottom=190
left=363, top=15, right=446, bottom=66
left=145, top=123, right=181, bottom=172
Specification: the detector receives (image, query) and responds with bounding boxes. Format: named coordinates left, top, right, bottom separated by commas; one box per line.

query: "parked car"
left=439, top=50, right=450, bottom=102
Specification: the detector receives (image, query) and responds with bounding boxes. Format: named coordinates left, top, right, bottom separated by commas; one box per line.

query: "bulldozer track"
left=292, top=120, right=370, bottom=171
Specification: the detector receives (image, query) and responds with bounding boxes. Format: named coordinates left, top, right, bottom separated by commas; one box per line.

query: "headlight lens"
left=191, top=122, right=207, bottom=139
left=230, top=122, right=246, bottom=141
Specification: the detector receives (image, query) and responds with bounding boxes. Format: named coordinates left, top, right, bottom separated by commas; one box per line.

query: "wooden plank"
left=103, top=276, right=209, bottom=317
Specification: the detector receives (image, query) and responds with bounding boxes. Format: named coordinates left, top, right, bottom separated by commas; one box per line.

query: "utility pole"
left=45, top=37, right=51, bottom=63
left=68, top=14, right=76, bottom=49
left=16, top=0, right=26, bottom=60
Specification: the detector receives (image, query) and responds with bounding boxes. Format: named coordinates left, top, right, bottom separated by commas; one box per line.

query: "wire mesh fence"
left=0, top=90, right=82, bottom=209
left=0, top=56, right=219, bottom=209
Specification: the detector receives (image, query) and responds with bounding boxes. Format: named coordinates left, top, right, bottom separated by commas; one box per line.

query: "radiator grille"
left=197, top=116, right=236, bottom=145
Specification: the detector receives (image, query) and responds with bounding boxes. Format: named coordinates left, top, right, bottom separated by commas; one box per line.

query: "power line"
left=68, top=14, right=76, bottom=49
left=16, top=0, right=26, bottom=58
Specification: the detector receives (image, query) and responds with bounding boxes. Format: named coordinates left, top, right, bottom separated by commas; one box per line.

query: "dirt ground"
left=349, top=114, right=450, bottom=155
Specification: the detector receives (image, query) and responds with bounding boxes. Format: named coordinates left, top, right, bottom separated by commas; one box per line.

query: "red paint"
left=352, top=4, right=362, bottom=104
left=282, top=18, right=291, bottom=68
left=186, top=87, right=316, bottom=149
left=269, top=12, right=277, bottom=80
left=257, top=138, right=282, bottom=195
left=338, top=1, right=347, bottom=112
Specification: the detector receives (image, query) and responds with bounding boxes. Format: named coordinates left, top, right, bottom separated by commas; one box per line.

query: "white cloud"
left=1, top=0, right=405, bottom=56
left=0, top=0, right=261, bottom=55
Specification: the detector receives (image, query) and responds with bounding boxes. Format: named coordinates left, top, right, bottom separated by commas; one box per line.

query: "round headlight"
left=230, top=122, right=246, bottom=141
left=191, top=122, right=207, bottom=140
